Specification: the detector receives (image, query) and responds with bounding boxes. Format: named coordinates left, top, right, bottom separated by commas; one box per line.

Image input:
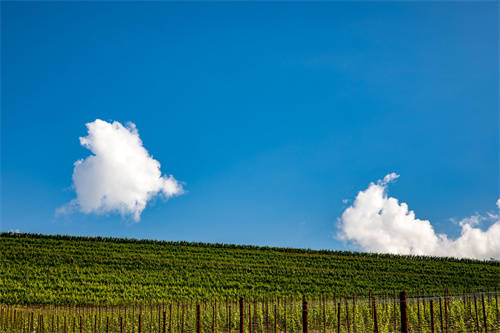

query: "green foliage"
left=1, top=295, right=499, bottom=332
left=1, top=232, right=499, bottom=305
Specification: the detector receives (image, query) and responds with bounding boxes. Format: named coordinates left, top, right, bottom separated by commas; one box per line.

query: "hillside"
left=1, top=232, right=499, bottom=305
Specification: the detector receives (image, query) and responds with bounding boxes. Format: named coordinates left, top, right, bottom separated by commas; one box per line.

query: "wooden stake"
left=323, top=296, right=327, bottom=333
left=444, top=292, right=448, bottom=333
left=274, top=304, right=277, bottom=333
left=373, top=297, right=379, bottom=333
left=248, top=304, right=251, bottom=333
left=150, top=304, right=153, bottom=333
left=482, top=294, right=488, bottom=332
left=239, top=298, right=244, bottom=333
left=196, top=304, right=201, bottom=333
left=265, top=300, right=269, bottom=333
left=496, top=289, right=499, bottom=321
left=253, top=299, right=257, bottom=332
left=399, top=291, right=408, bottom=333
left=392, top=291, right=397, bottom=332
left=417, top=296, right=421, bottom=330
left=161, top=311, right=166, bottom=333
left=228, top=303, right=231, bottom=332
left=337, top=302, right=341, bottom=333
left=169, top=304, right=172, bottom=332
left=302, top=296, right=309, bottom=333
left=430, top=300, right=435, bottom=333
left=283, top=298, right=287, bottom=333
left=353, top=295, right=357, bottom=333
left=474, top=293, right=479, bottom=331
left=345, top=298, right=350, bottom=333
left=181, top=304, right=185, bottom=333
left=212, top=302, right=216, bottom=333
left=439, top=297, right=443, bottom=333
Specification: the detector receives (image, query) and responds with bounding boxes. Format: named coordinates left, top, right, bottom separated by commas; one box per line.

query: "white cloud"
left=58, top=119, right=183, bottom=221
left=378, top=172, right=399, bottom=186
left=338, top=174, right=500, bottom=260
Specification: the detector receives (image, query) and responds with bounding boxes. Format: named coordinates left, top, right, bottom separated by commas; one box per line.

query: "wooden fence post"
left=139, top=313, right=142, bottom=333
left=163, top=311, right=166, bottom=333
left=353, top=295, right=357, bottom=333
left=212, top=302, right=216, bottom=333
left=283, top=298, right=287, bottom=333
left=196, top=303, right=201, bottom=333
left=399, top=291, right=408, bottom=333
left=240, top=297, right=244, bottom=333
left=106, top=316, right=109, bottom=333
left=253, top=299, right=257, bottom=332
left=182, top=304, right=186, bottom=333
left=417, top=296, right=421, bottom=331
left=274, top=304, right=277, bottom=333
left=482, top=294, right=488, bottom=332
left=373, top=297, right=379, bottom=333
left=302, top=296, right=309, bottom=333
left=169, top=304, right=172, bottom=332
left=265, top=301, right=269, bottom=333
left=120, top=317, right=123, bottom=333
left=430, top=300, right=435, bottom=333
left=248, top=304, right=252, bottom=333
left=157, top=305, right=160, bottom=333
left=322, top=296, right=327, bottom=333
left=337, top=302, right=341, bottom=333
left=439, top=297, right=444, bottom=333
left=228, top=304, right=232, bottom=332
left=496, top=289, right=499, bottom=321
left=474, top=293, right=479, bottom=331
left=444, top=292, right=449, bottom=333
left=345, top=298, right=350, bottom=333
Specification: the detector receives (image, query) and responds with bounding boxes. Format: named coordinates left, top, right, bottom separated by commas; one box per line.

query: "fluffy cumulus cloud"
left=58, top=119, right=183, bottom=221
left=338, top=173, right=500, bottom=260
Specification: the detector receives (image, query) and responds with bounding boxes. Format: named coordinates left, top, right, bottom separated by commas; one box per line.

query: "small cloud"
left=378, top=172, right=400, bottom=186
left=58, top=119, right=183, bottom=221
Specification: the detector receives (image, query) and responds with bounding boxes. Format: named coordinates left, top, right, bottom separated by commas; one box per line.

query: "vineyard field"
left=0, top=233, right=499, bottom=305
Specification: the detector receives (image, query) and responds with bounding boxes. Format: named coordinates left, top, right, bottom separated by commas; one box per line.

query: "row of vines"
left=1, top=292, right=499, bottom=332
left=1, top=233, right=499, bottom=305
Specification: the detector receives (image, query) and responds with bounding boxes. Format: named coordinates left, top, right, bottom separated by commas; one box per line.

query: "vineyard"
left=0, top=292, right=498, bottom=332
left=1, top=233, right=499, bottom=305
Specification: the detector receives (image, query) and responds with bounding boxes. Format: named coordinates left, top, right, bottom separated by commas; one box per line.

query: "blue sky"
left=1, top=2, right=498, bottom=252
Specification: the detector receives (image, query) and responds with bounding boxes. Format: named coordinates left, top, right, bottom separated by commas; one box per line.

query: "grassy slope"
left=1, top=233, right=499, bottom=305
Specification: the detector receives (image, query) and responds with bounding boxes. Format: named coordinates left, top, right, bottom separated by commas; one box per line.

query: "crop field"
left=1, top=233, right=499, bottom=306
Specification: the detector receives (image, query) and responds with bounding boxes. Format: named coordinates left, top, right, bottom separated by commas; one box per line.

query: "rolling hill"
left=1, top=232, right=498, bottom=305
